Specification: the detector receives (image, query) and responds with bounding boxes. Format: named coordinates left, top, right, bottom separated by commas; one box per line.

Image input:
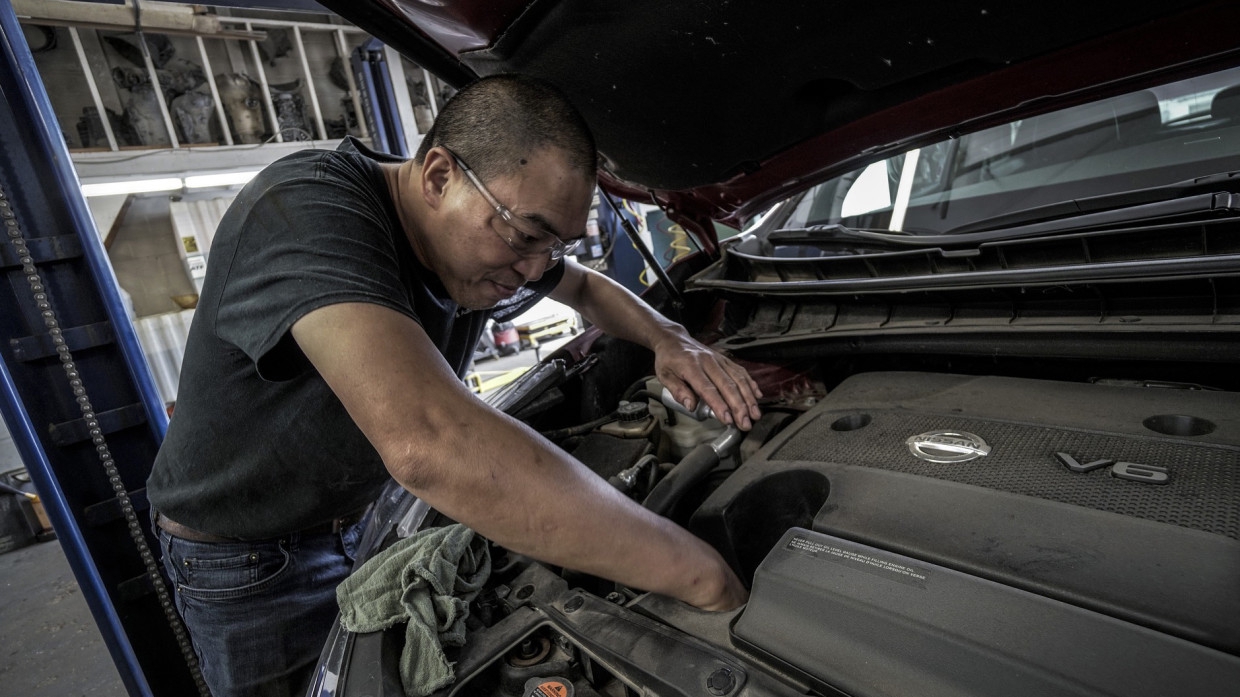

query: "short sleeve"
left=210, top=153, right=417, bottom=380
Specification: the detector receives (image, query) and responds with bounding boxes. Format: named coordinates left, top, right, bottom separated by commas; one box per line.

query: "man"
left=147, top=74, right=758, bottom=697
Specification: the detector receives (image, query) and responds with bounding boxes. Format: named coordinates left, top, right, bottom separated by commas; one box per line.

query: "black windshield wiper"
left=741, top=225, right=928, bottom=258
left=943, top=170, right=1240, bottom=236
left=751, top=171, right=1240, bottom=256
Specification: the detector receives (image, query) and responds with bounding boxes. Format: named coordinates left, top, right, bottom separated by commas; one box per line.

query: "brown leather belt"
left=153, top=508, right=367, bottom=543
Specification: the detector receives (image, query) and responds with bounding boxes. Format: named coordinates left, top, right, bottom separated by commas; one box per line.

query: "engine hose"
left=538, top=411, right=618, bottom=441
left=627, top=389, right=662, bottom=404
left=622, top=375, right=656, bottom=402
left=607, top=454, right=660, bottom=494
left=642, top=426, right=741, bottom=516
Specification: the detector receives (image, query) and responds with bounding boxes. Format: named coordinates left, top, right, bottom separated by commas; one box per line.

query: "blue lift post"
left=351, top=37, right=409, bottom=157
left=0, top=3, right=202, bottom=695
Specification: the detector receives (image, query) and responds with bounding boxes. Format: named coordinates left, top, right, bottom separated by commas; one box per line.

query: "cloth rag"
left=336, top=523, right=491, bottom=697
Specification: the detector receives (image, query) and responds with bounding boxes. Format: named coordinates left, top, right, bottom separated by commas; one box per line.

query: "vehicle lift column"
left=0, top=3, right=201, bottom=695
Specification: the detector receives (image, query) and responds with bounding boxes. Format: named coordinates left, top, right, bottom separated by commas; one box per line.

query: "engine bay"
left=334, top=363, right=1240, bottom=697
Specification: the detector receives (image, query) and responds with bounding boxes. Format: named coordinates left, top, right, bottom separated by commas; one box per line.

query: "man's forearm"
left=294, top=303, right=749, bottom=610
left=552, top=262, right=687, bottom=352
left=391, top=392, right=742, bottom=608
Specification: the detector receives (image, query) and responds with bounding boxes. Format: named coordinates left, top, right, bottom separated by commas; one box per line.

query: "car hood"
left=321, top=0, right=1240, bottom=243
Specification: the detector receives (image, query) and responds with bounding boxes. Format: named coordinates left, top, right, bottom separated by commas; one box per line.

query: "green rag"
left=336, top=523, right=491, bottom=697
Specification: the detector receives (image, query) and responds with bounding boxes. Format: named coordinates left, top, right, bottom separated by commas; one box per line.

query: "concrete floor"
left=0, top=335, right=568, bottom=697
left=0, top=538, right=128, bottom=697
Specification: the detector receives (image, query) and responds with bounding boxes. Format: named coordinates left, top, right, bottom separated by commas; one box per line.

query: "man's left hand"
left=652, top=331, right=762, bottom=430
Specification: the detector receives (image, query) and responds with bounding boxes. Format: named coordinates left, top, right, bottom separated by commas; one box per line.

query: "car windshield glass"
left=781, top=65, right=1240, bottom=235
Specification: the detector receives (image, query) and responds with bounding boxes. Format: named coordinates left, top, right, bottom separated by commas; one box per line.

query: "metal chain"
left=0, top=186, right=212, bottom=697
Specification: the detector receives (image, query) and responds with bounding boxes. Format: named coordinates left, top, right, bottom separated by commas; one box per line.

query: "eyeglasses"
left=445, top=149, right=577, bottom=262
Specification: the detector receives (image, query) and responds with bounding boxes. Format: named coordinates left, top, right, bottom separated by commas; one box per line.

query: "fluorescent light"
left=79, top=169, right=261, bottom=197
left=184, top=171, right=260, bottom=189
left=81, top=178, right=183, bottom=197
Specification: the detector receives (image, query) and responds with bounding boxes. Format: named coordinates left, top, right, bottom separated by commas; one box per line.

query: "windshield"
left=782, top=65, right=1240, bottom=235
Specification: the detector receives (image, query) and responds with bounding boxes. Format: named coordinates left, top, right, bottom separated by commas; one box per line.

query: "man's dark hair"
left=414, top=74, right=597, bottom=183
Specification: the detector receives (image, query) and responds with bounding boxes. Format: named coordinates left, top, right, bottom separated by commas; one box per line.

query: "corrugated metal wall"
left=131, top=195, right=230, bottom=406
left=134, top=309, right=196, bottom=407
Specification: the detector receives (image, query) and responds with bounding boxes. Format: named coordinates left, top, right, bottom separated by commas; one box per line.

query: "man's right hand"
left=691, top=558, right=750, bottom=611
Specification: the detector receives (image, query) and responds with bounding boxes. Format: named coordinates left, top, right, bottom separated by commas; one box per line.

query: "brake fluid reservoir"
left=596, top=401, right=656, bottom=439
left=645, top=378, right=726, bottom=458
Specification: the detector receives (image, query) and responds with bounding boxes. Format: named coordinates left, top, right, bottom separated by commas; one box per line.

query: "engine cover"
left=691, top=371, right=1240, bottom=692
left=734, top=527, right=1240, bottom=697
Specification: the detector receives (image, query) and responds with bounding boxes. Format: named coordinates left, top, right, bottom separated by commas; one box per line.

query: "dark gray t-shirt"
left=146, top=138, right=562, bottom=539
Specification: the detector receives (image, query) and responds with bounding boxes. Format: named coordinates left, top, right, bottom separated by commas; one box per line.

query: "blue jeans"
left=157, top=522, right=364, bottom=697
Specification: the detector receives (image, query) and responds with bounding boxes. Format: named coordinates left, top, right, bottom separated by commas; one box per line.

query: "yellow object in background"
left=466, top=367, right=531, bottom=395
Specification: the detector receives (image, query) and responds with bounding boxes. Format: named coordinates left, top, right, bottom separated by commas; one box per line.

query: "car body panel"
left=320, top=0, right=1240, bottom=235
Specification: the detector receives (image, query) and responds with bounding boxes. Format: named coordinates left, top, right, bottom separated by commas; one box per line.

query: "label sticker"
left=525, top=679, right=572, bottom=697
left=787, top=536, right=930, bottom=589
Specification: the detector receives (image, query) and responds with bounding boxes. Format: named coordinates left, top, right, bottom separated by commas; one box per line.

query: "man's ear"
left=420, top=147, right=454, bottom=210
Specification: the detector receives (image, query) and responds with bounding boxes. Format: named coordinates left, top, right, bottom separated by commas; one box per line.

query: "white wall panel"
left=133, top=309, right=196, bottom=406
left=169, top=194, right=233, bottom=291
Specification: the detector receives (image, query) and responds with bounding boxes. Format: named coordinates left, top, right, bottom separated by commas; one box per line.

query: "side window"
left=840, top=161, right=892, bottom=217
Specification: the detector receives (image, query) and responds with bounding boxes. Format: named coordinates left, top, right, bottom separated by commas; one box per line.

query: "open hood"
left=320, top=1, right=1240, bottom=242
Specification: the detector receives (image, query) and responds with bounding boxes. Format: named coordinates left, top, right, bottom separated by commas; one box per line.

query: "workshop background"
left=0, top=1, right=683, bottom=695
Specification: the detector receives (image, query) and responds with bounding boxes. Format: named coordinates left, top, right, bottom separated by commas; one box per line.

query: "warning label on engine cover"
left=787, top=536, right=930, bottom=589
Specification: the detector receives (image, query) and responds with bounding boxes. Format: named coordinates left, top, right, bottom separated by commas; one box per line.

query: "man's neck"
left=381, top=162, right=433, bottom=270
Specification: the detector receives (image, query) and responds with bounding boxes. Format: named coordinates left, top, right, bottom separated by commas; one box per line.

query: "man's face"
left=429, top=146, right=594, bottom=310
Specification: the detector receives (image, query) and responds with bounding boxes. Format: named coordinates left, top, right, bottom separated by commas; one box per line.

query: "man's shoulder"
left=335, top=135, right=405, bottom=163
left=241, top=145, right=384, bottom=210
left=264, top=143, right=372, bottom=182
